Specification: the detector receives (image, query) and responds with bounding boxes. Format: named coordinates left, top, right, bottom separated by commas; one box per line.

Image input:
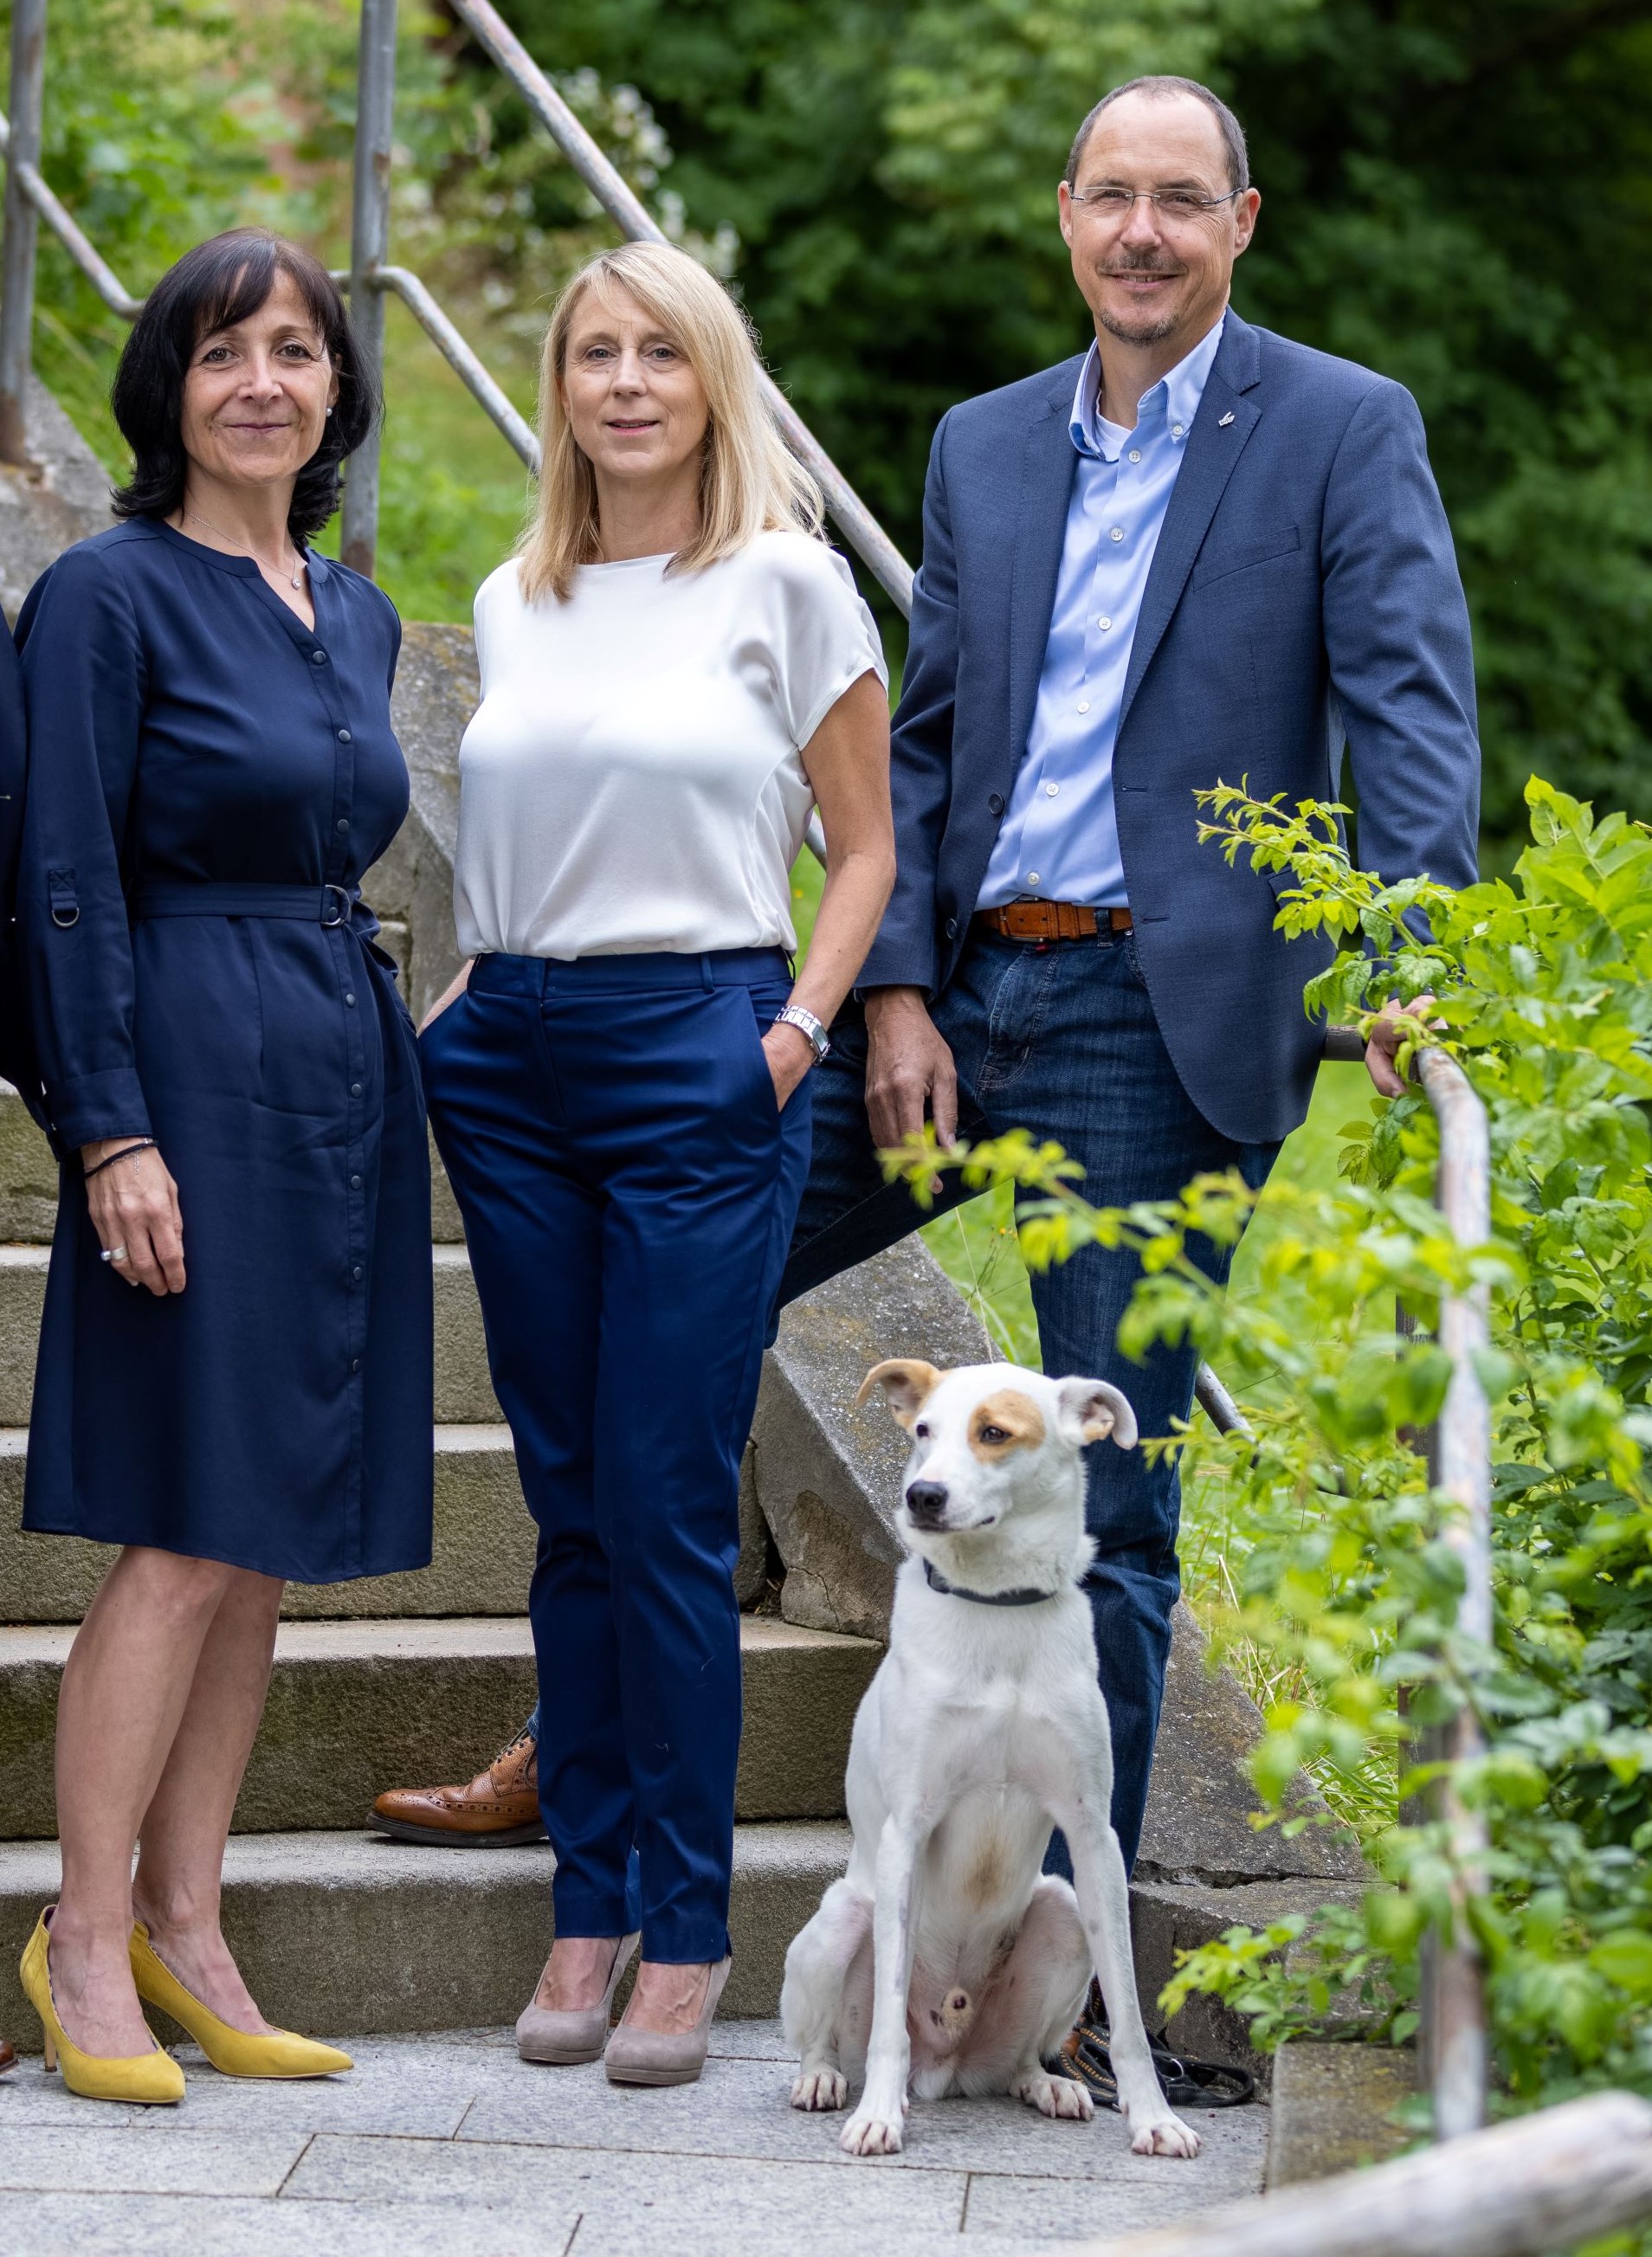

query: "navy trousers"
left=781, top=925, right=1280, bottom=1871
left=420, top=948, right=810, bottom=1961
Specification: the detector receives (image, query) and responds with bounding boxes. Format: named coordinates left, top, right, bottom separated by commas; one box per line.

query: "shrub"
left=887, top=775, right=1652, bottom=2113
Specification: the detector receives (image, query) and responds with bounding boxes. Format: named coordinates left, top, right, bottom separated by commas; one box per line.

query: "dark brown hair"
left=111, top=229, right=378, bottom=545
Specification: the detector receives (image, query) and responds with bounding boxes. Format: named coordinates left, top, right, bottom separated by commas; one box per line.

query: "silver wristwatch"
left=773, top=1003, right=830, bottom=1062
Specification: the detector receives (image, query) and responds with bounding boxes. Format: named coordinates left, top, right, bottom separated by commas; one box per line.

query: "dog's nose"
left=905, top=1480, right=949, bottom=1528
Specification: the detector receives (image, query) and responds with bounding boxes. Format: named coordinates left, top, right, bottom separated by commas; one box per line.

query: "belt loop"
left=700, top=954, right=715, bottom=992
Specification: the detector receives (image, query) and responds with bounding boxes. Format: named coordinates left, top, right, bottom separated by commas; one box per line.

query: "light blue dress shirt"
left=978, top=316, right=1227, bottom=912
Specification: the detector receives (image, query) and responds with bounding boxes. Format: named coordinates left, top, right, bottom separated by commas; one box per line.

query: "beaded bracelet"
left=82, top=1138, right=156, bottom=1182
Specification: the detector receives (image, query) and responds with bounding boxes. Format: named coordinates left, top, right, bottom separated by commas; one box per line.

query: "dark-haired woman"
left=15, top=229, right=431, bottom=2103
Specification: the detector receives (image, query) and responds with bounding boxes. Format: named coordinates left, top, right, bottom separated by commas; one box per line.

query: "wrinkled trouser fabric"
left=421, top=947, right=810, bottom=1961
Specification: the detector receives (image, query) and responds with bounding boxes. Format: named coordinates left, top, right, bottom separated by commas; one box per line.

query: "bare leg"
left=130, top=1566, right=286, bottom=2035
left=534, top=1936, right=625, bottom=2011
left=49, top=1547, right=243, bottom=2057
left=619, top=1959, right=719, bottom=2035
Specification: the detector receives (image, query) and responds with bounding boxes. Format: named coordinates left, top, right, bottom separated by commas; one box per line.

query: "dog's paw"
left=792, top=2067, right=849, bottom=2112
left=1127, top=2110, right=1202, bottom=2158
left=1014, top=2067, right=1095, bottom=2122
left=840, top=2105, right=905, bottom=2156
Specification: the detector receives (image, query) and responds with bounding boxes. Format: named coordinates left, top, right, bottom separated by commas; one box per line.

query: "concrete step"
left=0, top=1822, right=853, bottom=2042
left=0, top=1241, right=499, bottom=1426
left=0, top=1614, right=880, bottom=1839
left=0, top=1424, right=533, bottom=1623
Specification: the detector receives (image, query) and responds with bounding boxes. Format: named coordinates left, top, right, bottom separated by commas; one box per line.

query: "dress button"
left=336, top=818, right=349, bottom=834
left=350, top=1081, right=363, bottom=1097
left=350, top=1173, right=362, bottom=1189
left=352, top=1264, right=364, bottom=1281
left=351, top=1357, right=361, bottom=1373
left=337, top=729, right=352, bottom=743
left=312, top=649, right=328, bottom=666
left=345, top=991, right=356, bottom=1006
left=988, top=792, right=1004, bottom=816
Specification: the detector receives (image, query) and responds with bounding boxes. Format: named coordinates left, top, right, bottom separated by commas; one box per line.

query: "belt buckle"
left=321, top=883, right=351, bottom=928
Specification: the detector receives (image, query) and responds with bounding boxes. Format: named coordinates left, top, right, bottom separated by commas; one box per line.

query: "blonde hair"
left=518, top=241, right=824, bottom=603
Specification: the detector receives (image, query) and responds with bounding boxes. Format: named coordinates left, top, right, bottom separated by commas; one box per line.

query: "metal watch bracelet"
left=773, top=1003, right=830, bottom=1062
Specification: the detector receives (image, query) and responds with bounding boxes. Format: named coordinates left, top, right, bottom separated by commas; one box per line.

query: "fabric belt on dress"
left=975, top=901, right=1133, bottom=942
left=131, top=881, right=374, bottom=934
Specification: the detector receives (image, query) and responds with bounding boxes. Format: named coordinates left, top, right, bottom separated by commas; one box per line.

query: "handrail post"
left=341, top=0, right=397, bottom=577
left=1416, top=1044, right=1493, bottom=2140
left=0, top=0, right=48, bottom=465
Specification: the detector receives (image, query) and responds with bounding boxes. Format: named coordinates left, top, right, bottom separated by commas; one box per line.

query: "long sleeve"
left=859, top=412, right=961, bottom=992
left=16, top=545, right=152, bottom=1151
left=1320, top=381, right=1481, bottom=893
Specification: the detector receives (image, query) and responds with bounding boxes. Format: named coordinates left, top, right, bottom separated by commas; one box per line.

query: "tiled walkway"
left=0, top=2021, right=1268, bottom=2254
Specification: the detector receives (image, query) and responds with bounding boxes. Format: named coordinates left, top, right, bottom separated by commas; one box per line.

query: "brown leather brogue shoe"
left=368, top=1721, right=545, bottom=1846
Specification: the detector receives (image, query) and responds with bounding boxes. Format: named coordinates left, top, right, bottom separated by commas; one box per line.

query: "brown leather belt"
left=975, top=901, right=1133, bottom=941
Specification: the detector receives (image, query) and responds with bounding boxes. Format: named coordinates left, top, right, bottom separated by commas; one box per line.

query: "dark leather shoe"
left=0, top=2034, right=15, bottom=2073
left=369, top=1721, right=545, bottom=1846
left=1058, top=1977, right=1255, bottom=2109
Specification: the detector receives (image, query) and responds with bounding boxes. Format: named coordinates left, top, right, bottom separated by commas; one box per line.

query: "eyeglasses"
left=1068, top=184, right=1242, bottom=227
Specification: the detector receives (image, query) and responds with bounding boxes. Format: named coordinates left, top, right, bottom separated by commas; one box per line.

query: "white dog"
left=780, top=1358, right=1200, bottom=2161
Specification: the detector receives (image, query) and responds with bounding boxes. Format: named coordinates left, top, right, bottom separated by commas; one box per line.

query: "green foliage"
left=884, top=774, right=1652, bottom=2113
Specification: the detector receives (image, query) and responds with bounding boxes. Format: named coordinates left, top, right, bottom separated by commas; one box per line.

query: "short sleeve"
left=764, top=536, right=887, bottom=751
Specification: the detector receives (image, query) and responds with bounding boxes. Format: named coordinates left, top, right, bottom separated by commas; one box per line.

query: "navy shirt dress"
left=16, top=519, right=433, bottom=1583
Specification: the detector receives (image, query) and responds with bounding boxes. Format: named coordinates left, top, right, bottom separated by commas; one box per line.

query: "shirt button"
left=345, top=991, right=356, bottom=1007
left=1128, top=449, right=1142, bottom=463
left=1099, top=616, right=1113, bottom=630
left=1026, top=873, right=1041, bottom=887
left=337, top=728, right=352, bottom=743
left=1172, top=423, right=1184, bottom=438
left=1077, top=700, right=1091, bottom=714
left=350, top=1081, right=363, bottom=1097
left=312, top=649, right=328, bottom=666
left=350, top=1173, right=362, bottom=1189
left=1109, top=527, right=1124, bottom=542
left=1045, top=782, right=1060, bottom=796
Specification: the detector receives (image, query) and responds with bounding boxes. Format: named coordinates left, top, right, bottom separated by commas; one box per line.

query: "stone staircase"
left=0, top=389, right=1365, bottom=2065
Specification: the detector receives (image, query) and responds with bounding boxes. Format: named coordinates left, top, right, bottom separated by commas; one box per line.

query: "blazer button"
left=945, top=917, right=958, bottom=940
left=988, top=792, right=1004, bottom=816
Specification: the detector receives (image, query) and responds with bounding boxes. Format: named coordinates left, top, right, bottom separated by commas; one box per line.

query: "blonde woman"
left=419, top=242, right=894, bottom=2086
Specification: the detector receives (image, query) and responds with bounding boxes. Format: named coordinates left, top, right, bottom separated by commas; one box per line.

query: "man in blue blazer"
left=786, top=73, right=1481, bottom=1881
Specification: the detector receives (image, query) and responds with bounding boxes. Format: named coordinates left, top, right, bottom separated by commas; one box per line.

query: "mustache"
left=1097, top=252, right=1184, bottom=276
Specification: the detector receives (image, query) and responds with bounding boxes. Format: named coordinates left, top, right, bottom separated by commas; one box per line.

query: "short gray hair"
left=1065, top=76, right=1249, bottom=195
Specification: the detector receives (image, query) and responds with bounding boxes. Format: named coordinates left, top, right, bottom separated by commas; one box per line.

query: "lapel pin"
left=1217, top=410, right=1235, bottom=428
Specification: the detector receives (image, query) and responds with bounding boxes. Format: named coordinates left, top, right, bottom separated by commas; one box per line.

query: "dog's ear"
left=855, top=1359, right=943, bottom=1428
left=1055, top=1377, right=1138, bottom=1450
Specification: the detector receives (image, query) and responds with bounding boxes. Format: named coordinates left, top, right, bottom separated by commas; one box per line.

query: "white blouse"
left=452, top=529, right=887, bottom=960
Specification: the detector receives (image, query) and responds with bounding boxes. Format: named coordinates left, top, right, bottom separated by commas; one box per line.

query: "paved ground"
left=0, top=2020, right=1268, bottom=2254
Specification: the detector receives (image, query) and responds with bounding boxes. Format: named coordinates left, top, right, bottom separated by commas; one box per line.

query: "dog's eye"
left=913, top=1422, right=930, bottom=1439
left=979, top=1424, right=1010, bottom=1444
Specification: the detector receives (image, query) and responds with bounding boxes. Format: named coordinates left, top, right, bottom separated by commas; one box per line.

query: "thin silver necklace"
left=184, top=505, right=305, bottom=590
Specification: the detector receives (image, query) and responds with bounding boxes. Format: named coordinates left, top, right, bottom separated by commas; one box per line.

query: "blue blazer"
left=862, top=311, right=1481, bottom=1146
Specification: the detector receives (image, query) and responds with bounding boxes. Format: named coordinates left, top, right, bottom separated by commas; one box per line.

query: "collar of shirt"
left=1068, top=313, right=1227, bottom=464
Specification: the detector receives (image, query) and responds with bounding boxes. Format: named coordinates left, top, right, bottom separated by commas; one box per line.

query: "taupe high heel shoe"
left=516, top=1933, right=641, bottom=2065
left=604, top=1956, right=732, bottom=2088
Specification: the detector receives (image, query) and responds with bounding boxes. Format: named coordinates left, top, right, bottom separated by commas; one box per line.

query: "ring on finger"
left=100, top=1245, right=129, bottom=1264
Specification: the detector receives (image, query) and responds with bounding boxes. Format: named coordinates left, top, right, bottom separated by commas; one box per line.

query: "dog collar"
left=922, top=1559, right=1062, bottom=1607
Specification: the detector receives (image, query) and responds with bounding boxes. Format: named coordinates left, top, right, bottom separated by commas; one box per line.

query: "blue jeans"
left=780, top=925, right=1279, bottom=1871
left=423, top=947, right=810, bottom=1961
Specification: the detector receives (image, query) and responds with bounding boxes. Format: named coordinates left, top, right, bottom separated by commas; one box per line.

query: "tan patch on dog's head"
left=967, top=1389, right=1047, bottom=1461
left=855, top=1358, right=942, bottom=1429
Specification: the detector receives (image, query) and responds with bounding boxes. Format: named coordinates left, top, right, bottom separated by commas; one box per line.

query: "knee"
left=117, top=1545, right=239, bottom=1624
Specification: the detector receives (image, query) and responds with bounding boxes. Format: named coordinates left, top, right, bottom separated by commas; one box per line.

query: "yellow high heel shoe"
left=19, top=1910, right=184, bottom=2105
left=130, top=1923, right=352, bottom=2079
